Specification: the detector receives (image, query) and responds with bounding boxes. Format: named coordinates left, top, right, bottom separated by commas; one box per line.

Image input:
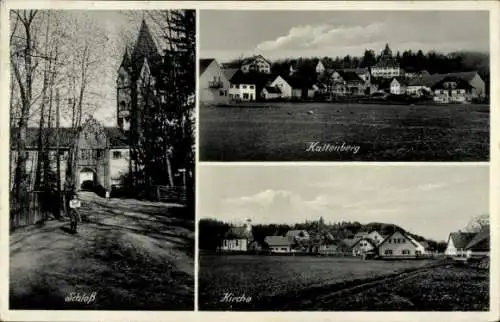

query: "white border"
left=1, top=1, right=499, bottom=322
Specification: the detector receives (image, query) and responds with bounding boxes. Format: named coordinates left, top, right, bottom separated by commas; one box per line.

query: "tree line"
left=229, top=46, right=490, bottom=95
left=199, top=217, right=453, bottom=253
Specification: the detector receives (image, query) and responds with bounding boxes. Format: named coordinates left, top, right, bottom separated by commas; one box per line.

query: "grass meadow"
left=199, top=103, right=489, bottom=161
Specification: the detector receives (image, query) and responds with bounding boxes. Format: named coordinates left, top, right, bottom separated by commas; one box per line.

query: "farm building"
left=445, top=229, right=490, bottom=259
left=221, top=219, right=254, bottom=252
left=265, top=236, right=292, bottom=253
left=378, top=231, right=427, bottom=259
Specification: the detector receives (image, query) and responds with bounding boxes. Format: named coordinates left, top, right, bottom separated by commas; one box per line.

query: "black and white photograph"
left=198, top=165, right=490, bottom=311
left=8, top=9, right=195, bottom=310
left=199, top=10, right=490, bottom=162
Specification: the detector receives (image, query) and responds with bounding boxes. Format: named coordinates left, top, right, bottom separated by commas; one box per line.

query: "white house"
left=316, top=60, right=326, bottom=74
left=371, top=59, right=403, bottom=78
left=228, top=70, right=257, bottom=101
left=221, top=219, right=254, bottom=252
left=240, top=55, right=271, bottom=74
left=261, top=86, right=281, bottom=100
left=378, top=231, right=426, bottom=258
left=389, top=77, right=407, bottom=95
left=199, top=58, right=230, bottom=103
left=445, top=229, right=489, bottom=259
left=351, top=238, right=377, bottom=256
left=265, top=236, right=292, bottom=253
left=270, top=75, right=293, bottom=98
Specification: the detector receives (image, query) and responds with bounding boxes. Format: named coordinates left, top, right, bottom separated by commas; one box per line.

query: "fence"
left=154, top=185, right=188, bottom=204
left=10, top=191, right=59, bottom=230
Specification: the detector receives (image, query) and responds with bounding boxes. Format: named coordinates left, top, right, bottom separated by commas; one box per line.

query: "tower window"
left=112, top=151, right=122, bottom=159
left=119, top=101, right=126, bottom=111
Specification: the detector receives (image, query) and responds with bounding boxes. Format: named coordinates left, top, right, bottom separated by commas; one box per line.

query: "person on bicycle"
left=69, top=193, right=82, bottom=233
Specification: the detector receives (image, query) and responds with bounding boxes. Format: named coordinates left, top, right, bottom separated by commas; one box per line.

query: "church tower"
left=117, top=47, right=132, bottom=133
left=116, top=19, right=160, bottom=136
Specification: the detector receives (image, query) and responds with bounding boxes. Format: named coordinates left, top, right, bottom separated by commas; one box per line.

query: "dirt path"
left=9, top=192, right=194, bottom=310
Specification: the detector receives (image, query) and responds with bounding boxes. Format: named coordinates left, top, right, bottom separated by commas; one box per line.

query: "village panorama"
left=199, top=10, right=489, bottom=162
left=8, top=10, right=195, bottom=311
left=198, top=165, right=490, bottom=311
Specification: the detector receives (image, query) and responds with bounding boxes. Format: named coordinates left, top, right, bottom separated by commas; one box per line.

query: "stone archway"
left=79, top=167, right=97, bottom=190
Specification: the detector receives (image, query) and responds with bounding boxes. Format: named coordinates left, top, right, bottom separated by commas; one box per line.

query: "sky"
left=199, top=165, right=489, bottom=241
left=200, top=10, right=489, bottom=62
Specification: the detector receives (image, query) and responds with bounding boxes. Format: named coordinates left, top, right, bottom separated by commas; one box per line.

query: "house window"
left=416, top=250, right=422, bottom=255
left=242, top=85, right=247, bottom=89
left=384, top=249, right=393, bottom=255
left=235, top=240, right=239, bottom=246
left=402, top=250, right=410, bottom=255
left=281, top=248, right=287, bottom=251
left=112, top=151, right=122, bottom=159
left=249, top=85, right=255, bottom=89
left=219, top=90, right=225, bottom=96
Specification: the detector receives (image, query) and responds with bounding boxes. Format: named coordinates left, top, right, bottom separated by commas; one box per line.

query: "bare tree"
left=464, top=214, right=490, bottom=233
left=10, top=10, right=40, bottom=221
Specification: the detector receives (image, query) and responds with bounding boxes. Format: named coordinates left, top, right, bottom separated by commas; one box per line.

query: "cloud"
left=257, top=23, right=386, bottom=52
left=222, top=189, right=337, bottom=223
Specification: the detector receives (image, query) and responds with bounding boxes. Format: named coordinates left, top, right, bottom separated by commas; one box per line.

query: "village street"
left=9, top=192, right=194, bottom=310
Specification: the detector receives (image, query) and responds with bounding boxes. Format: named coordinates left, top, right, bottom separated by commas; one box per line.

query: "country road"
left=9, top=191, right=194, bottom=310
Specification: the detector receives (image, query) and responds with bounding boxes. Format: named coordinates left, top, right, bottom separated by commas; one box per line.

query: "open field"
left=198, top=254, right=488, bottom=311
left=10, top=192, right=194, bottom=310
left=199, top=103, right=489, bottom=161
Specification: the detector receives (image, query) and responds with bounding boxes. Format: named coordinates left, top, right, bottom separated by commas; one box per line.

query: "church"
left=10, top=20, right=173, bottom=193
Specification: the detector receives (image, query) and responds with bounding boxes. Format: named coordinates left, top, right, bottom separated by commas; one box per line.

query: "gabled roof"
left=241, top=54, right=271, bottom=66
left=283, top=75, right=315, bottom=89
left=351, top=237, right=377, bottom=249
left=264, top=235, right=291, bottom=247
left=465, top=229, right=489, bottom=251
left=222, top=68, right=239, bottom=81
left=408, top=71, right=480, bottom=87
left=331, top=70, right=364, bottom=83
left=379, top=230, right=423, bottom=248
left=341, top=238, right=358, bottom=249
left=230, top=70, right=275, bottom=87
left=264, top=86, right=281, bottom=94
left=431, top=76, right=475, bottom=90
left=448, top=232, right=476, bottom=249
left=199, top=58, right=216, bottom=76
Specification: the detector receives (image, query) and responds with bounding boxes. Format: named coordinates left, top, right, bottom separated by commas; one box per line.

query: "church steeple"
left=120, top=46, right=131, bottom=70
left=132, top=19, right=159, bottom=70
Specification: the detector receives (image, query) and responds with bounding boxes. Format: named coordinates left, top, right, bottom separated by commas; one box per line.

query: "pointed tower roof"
left=131, top=19, right=160, bottom=73
left=119, top=46, right=132, bottom=70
